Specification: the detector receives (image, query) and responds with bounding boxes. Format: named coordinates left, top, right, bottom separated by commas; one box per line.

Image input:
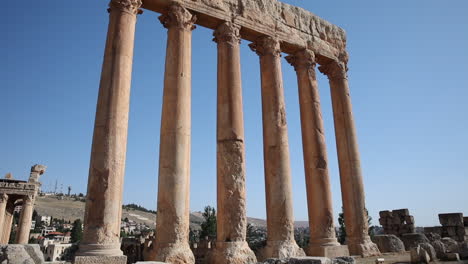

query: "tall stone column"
left=75, top=0, right=141, bottom=263
left=207, top=22, right=257, bottom=264
left=249, top=36, right=305, bottom=260
left=1, top=201, right=14, bottom=244
left=0, top=193, right=8, bottom=241
left=15, top=195, right=34, bottom=244
left=285, top=50, right=349, bottom=258
left=149, top=4, right=196, bottom=264
left=318, top=56, right=380, bottom=257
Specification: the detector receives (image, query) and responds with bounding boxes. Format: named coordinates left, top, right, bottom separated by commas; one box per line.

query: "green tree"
left=71, top=219, right=83, bottom=243
left=199, top=206, right=216, bottom=240
left=246, top=223, right=266, bottom=252
left=337, top=207, right=373, bottom=244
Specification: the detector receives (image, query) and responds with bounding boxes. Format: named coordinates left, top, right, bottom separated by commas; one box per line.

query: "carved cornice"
left=249, top=36, right=281, bottom=57
left=285, top=49, right=316, bottom=72
left=159, top=3, right=197, bottom=31
left=213, top=22, right=241, bottom=46
left=108, top=0, right=142, bottom=15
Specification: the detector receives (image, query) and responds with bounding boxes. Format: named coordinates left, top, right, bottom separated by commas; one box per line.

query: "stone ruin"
left=0, top=165, right=46, bottom=245
left=424, top=213, right=468, bottom=242
left=379, top=209, right=415, bottom=237
left=75, top=0, right=381, bottom=263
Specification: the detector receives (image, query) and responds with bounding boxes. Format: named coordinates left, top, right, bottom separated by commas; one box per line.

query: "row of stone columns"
left=0, top=194, right=35, bottom=245
left=77, top=0, right=378, bottom=263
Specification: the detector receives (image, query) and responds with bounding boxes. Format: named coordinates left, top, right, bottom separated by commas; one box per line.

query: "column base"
left=76, top=243, right=124, bottom=257
left=206, top=241, right=257, bottom=264
left=257, top=240, right=306, bottom=261
left=347, top=237, right=380, bottom=257
left=147, top=242, right=195, bottom=264
left=74, top=256, right=127, bottom=264
left=307, top=244, right=349, bottom=258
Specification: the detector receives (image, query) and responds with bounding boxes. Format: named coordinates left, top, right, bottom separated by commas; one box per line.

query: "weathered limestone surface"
left=401, top=233, right=429, bottom=250
left=142, top=0, right=346, bottom=59
left=249, top=36, right=304, bottom=261
left=150, top=3, right=195, bottom=264
left=77, top=0, right=141, bottom=259
left=0, top=244, right=44, bottom=264
left=1, top=203, right=14, bottom=244
left=75, top=255, right=127, bottom=264
left=285, top=50, right=347, bottom=258
left=15, top=195, right=34, bottom=244
left=318, top=59, right=379, bottom=257
left=371, top=235, right=405, bottom=253
left=0, top=193, right=7, bottom=240
left=207, top=21, right=256, bottom=264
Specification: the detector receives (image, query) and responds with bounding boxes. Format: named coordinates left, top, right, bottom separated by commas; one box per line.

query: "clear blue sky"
left=2, top=0, right=467, bottom=227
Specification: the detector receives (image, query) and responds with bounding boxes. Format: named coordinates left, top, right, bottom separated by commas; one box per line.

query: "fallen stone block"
left=459, top=242, right=468, bottom=260
left=401, top=233, right=429, bottom=250
left=331, top=256, right=355, bottom=264
left=419, top=248, right=430, bottom=264
left=441, top=237, right=459, bottom=253
left=418, top=242, right=437, bottom=261
left=424, top=226, right=442, bottom=236
left=410, top=245, right=421, bottom=263
left=439, top=213, right=464, bottom=226
left=371, top=234, right=405, bottom=253
left=379, top=211, right=392, bottom=218
left=445, top=252, right=460, bottom=261
left=0, top=244, right=44, bottom=264
left=430, top=240, right=446, bottom=260
left=289, top=257, right=332, bottom=264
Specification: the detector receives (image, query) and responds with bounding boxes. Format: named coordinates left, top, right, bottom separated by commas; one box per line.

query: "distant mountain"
left=34, top=195, right=309, bottom=229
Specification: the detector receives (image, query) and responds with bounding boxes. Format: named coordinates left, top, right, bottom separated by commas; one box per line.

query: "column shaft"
left=286, top=50, right=348, bottom=258
left=1, top=202, right=14, bottom=244
left=16, top=196, right=34, bottom=244
left=249, top=36, right=304, bottom=260
left=150, top=4, right=196, bottom=264
left=77, top=0, right=141, bottom=259
left=0, top=194, right=8, bottom=241
left=319, top=58, right=380, bottom=257
left=208, top=22, right=256, bottom=264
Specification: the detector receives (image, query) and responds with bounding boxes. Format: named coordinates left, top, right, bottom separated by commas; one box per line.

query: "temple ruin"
left=75, top=0, right=380, bottom=263
left=0, top=165, right=46, bottom=245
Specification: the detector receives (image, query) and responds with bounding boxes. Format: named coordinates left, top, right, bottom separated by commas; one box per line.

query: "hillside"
left=34, top=196, right=308, bottom=229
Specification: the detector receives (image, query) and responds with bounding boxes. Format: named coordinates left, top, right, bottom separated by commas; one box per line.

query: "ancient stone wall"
left=379, top=209, right=415, bottom=237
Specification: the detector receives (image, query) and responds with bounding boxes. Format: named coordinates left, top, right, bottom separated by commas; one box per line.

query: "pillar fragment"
left=15, top=195, right=34, bottom=244
left=148, top=3, right=196, bottom=264
left=249, top=36, right=305, bottom=261
left=285, top=50, right=349, bottom=258
left=1, top=201, right=14, bottom=244
left=207, top=21, right=257, bottom=264
left=75, top=0, right=141, bottom=263
left=318, top=56, right=380, bottom=257
left=0, top=193, right=8, bottom=241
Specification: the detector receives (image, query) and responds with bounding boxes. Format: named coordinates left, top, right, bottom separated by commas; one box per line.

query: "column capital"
left=159, top=3, right=197, bottom=31
left=318, top=52, right=349, bottom=80
left=318, top=60, right=348, bottom=80
left=213, top=22, right=241, bottom=45
left=108, top=0, right=142, bottom=15
left=0, top=193, right=8, bottom=203
left=23, top=195, right=34, bottom=205
left=249, top=36, right=281, bottom=57
left=285, top=49, right=316, bottom=72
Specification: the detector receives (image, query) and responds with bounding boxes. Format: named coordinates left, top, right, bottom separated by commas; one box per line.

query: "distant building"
left=43, top=243, right=72, bottom=262
left=41, top=227, right=56, bottom=236
left=36, top=215, right=52, bottom=226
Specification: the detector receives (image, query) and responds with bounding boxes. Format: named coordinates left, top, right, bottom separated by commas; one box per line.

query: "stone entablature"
left=142, top=0, right=346, bottom=60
